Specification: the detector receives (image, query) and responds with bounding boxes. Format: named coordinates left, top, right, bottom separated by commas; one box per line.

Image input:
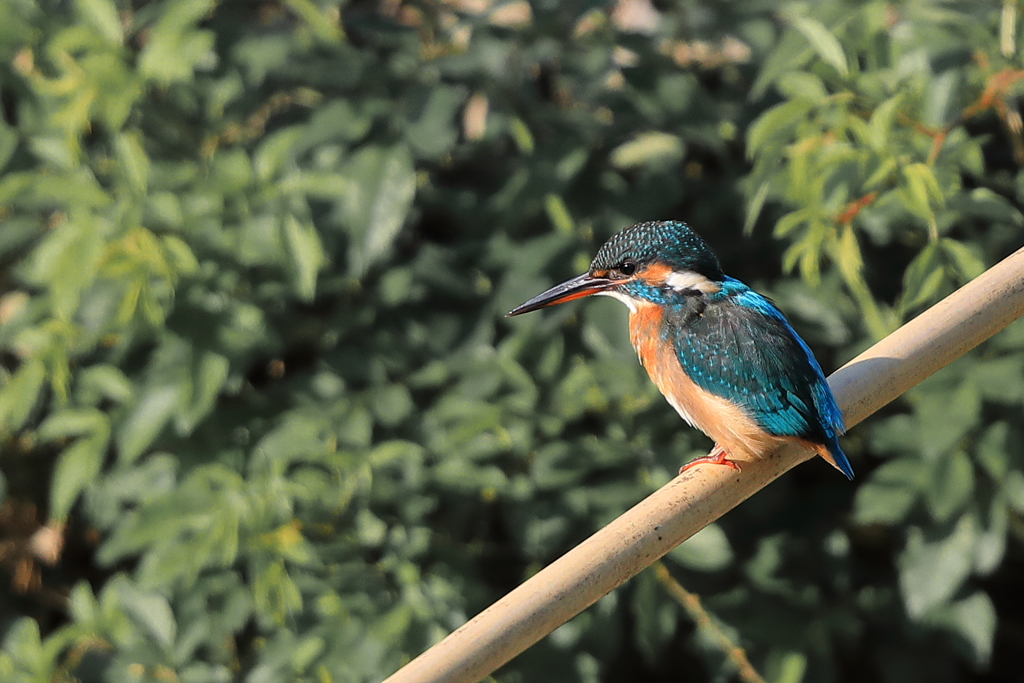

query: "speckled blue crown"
left=590, top=221, right=724, bottom=279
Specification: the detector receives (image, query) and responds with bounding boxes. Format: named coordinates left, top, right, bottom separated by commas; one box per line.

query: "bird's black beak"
left=506, top=273, right=616, bottom=316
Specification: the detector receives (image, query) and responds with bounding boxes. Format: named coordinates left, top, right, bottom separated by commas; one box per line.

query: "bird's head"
left=508, top=221, right=724, bottom=316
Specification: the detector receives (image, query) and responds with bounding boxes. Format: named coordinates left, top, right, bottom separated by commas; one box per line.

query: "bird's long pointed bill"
left=507, top=273, right=615, bottom=316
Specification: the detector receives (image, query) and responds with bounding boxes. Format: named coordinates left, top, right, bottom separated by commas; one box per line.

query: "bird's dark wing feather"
left=665, top=283, right=844, bottom=444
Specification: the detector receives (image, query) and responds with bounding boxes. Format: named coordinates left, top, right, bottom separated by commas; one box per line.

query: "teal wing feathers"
left=665, top=278, right=853, bottom=478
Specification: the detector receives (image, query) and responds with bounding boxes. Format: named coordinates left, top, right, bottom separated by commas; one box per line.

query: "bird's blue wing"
left=665, top=279, right=850, bottom=476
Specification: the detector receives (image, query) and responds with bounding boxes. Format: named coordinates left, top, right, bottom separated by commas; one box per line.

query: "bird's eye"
left=617, top=261, right=637, bottom=276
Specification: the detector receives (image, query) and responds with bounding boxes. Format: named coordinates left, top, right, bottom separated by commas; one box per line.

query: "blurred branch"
left=835, top=191, right=878, bottom=225
left=652, top=562, right=766, bottom=683
left=201, top=88, right=323, bottom=158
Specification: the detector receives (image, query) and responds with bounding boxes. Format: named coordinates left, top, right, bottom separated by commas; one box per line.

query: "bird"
left=507, top=220, right=853, bottom=479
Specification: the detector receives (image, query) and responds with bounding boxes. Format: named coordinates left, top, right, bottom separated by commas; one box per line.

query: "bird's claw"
left=678, top=447, right=741, bottom=475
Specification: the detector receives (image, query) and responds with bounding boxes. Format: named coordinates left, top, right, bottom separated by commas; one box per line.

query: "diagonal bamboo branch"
left=382, top=246, right=1024, bottom=683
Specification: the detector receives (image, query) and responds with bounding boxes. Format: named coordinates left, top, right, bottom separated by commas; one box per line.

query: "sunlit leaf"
left=0, top=358, right=46, bottom=436
left=75, top=0, right=123, bottom=43
left=669, top=523, right=733, bottom=571
left=609, top=132, right=685, bottom=169
left=924, top=451, right=974, bottom=523
left=854, top=457, right=924, bottom=525
left=282, top=214, right=326, bottom=301
left=925, top=591, right=996, bottom=666
left=898, top=514, right=977, bottom=618
left=790, top=15, right=848, bottom=76
left=341, top=145, right=416, bottom=276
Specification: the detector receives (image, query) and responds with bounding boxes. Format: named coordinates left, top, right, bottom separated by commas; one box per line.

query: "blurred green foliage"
left=0, top=0, right=1022, bottom=682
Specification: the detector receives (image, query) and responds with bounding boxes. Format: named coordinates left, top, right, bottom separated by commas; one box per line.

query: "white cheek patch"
left=665, top=270, right=721, bottom=294
left=596, top=289, right=638, bottom=312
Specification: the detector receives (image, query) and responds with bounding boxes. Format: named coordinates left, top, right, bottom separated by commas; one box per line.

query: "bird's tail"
left=811, top=435, right=854, bottom=480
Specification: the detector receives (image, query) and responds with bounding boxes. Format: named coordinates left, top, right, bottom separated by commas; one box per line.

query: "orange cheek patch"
left=639, top=262, right=673, bottom=285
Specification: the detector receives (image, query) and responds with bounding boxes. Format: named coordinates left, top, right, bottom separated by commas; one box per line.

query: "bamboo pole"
left=382, top=246, right=1024, bottom=683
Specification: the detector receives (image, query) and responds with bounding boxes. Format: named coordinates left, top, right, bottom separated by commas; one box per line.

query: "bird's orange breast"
left=628, top=302, right=780, bottom=461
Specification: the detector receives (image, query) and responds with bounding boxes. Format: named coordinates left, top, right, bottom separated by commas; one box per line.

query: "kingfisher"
left=507, top=221, right=853, bottom=479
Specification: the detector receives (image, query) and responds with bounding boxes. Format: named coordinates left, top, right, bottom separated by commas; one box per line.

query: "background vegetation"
left=0, top=0, right=1022, bottom=681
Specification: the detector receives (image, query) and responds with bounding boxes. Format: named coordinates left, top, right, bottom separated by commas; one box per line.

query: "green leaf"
left=75, top=0, right=123, bottom=43
left=854, top=457, right=924, bottom=525
left=790, top=15, right=848, bottom=76
left=773, top=208, right=810, bottom=238
left=1006, top=470, right=1024, bottom=515
left=75, top=365, right=133, bottom=406
left=867, top=95, right=902, bottom=152
left=975, top=422, right=1009, bottom=480
left=117, top=383, right=184, bottom=463
left=160, top=235, right=200, bottom=276
left=283, top=0, right=343, bottom=44
left=864, top=157, right=898, bottom=189
left=767, top=651, right=808, bottom=683
left=915, top=382, right=981, bottom=458
left=26, top=221, right=105, bottom=320
left=338, top=405, right=372, bottom=449
left=925, top=591, right=996, bottom=666
left=114, top=131, right=149, bottom=195
left=974, top=494, right=1007, bottom=575
left=0, top=119, right=17, bottom=174
left=253, top=559, right=302, bottom=625
left=610, top=132, right=685, bottom=169
left=68, top=581, right=99, bottom=625
left=176, top=351, right=229, bottom=432
left=900, top=242, right=943, bottom=312
left=404, top=85, right=464, bottom=158
left=954, top=187, right=1024, bottom=226
left=776, top=71, right=829, bottom=102
left=51, top=430, right=109, bottom=520
left=632, top=571, right=677, bottom=666
left=902, top=163, right=946, bottom=216
left=898, top=513, right=977, bottom=618
left=2, top=619, right=42, bottom=671
left=355, top=509, right=388, bottom=546
left=510, top=118, right=534, bottom=155
left=747, top=99, right=814, bottom=156
left=832, top=223, right=864, bottom=286
left=210, top=149, right=253, bottom=194
left=751, top=20, right=818, bottom=98
left=744, top=180, right=771, bottom=234
left=669, top=523, right=733, bottom=572
left=940, top=238, right=985, bottom=282
left=924, top=451, right=974, bottom=523
left=341, top=145, right=416, bottom=276
left=116, top=580, right=177, bottom=651
left=137, top=0, right=216, bottom=84
left=282, top=214, right=326, bottom=301
left=371, top=384, right=414, bottom=427
left=369, top=440, right=424, bottom=467
left=254, top=127, right=305, bottom=181
left=302, top=99, right=371, bottom=146
left=291, top=635, right=326, bottom=671
left=0, top=358, right=45, bottom=436
left=38, top=408, right=107, bottom=441
left=970, top=356, right=1024, bottom=404
left=544, top=194, right=574, bottom=234
left=553, top=363, right=606, bottom=420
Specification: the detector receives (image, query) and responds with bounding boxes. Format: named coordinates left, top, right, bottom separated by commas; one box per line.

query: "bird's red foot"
left=678, top=447, right=741, bottom=475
